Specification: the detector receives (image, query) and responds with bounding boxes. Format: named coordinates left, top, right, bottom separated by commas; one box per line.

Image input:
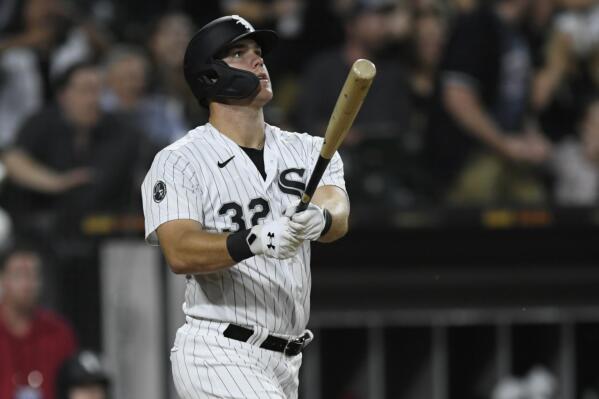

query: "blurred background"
left=1, top=0, right=599, bottom=398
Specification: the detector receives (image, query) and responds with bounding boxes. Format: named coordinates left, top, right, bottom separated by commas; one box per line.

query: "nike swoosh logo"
left=217, top=155, right=235, bottom=168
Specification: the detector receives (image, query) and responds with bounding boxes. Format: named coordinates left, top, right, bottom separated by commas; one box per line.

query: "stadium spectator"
left=293, top=2, right=413, bottom=205
left=221, top=0, right=306, bottom=78
left=294, top=2, right=416, bottom=206
left=385, top=1, right=415, bottom=61
left=56, top=351, right=110, bottom=399
left=101, top=46, right=149, bottom=113
left=426, top=0, right=552, bottom=205
left=532, top=0, right=599, bottom=143
left=389, top=6, right=448, bottom=202
left=222, top=0, right=305, bottom=38
left=450, top=0, right=478, bottom=14
left=406, top=7, right=446, bottom=154
left=292, top=2, right=411, bottom=145
left=0, top=0, right=108, bottom=148
left=0, top=0, right=19, bottom=33
left=99, top=0, right=219, bottom=43
left=0, top=61, right=141, bottom=236
left=102, top=45, right=187, bottom=150
left=523, top=0, right=556, bottom=70
left=0, top=244, right=77, bottom=399
left=146, top=13, right=204, bottom=131
left=550, top=95, right=599, bottom=205
left=491, top=365, right=558, bottom=399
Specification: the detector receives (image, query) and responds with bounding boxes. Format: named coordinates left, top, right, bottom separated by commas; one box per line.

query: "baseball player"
left=141, top=15, right=350, bottom=399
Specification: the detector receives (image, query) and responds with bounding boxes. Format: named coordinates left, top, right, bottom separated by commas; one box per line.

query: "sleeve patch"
left=153, top=180, right=167, bottom=203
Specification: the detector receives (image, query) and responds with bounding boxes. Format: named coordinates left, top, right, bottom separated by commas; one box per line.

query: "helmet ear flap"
left=198, top=68, right=218, bottom=87
left=191, top=60, right=260, bottom=107
left=211, top=60, right=260, bottom=101
left=192, top=65, right=218, bottom=107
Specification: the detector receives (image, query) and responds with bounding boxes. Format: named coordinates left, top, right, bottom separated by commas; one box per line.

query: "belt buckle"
left=284, top=337, right=304, bottom=356
left=284, top=331, right=313, bottom=356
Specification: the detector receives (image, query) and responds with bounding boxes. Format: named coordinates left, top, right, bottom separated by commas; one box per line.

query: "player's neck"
left=209, top=105, right=266, bottom=149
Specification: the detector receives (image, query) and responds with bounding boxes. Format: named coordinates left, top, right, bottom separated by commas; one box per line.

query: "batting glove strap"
left=226, top=224, right=267, bottom=262
left=320, top=208, right=333, bottom=238
left=226, top=228, right=254, bottom=262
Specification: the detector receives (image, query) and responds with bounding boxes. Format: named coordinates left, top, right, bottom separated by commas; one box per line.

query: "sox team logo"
left=278, top=168, right=306, bottom=198
left=232, top=15, right=254, bottom=32
left=153, top=180, right=167, bottom=203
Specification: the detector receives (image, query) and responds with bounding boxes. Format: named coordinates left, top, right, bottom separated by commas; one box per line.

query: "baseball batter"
left=141, top=15, right=350, bottom=399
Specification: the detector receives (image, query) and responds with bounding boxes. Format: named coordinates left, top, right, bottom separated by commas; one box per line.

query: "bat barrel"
left=295, top=58, right=376, bottom=214
left=352, top=59, right=377, bottom=80
left=319, top=59, right=376, bottom=160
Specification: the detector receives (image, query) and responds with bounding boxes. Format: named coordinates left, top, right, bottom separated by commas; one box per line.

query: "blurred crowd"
left=492, top=366, right=558, bottom=399
left=1, top=0, right=599, bottom=398
left=0, top=243, right=110, bottom=399
left=0, top=0, right=597, bottom=239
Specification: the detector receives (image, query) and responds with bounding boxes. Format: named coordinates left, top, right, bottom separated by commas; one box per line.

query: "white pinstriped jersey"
left=142, top=123, right=346, bottom=336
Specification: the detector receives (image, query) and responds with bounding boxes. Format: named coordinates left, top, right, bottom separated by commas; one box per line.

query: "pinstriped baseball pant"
left=171, top=317, right=302, bottom=399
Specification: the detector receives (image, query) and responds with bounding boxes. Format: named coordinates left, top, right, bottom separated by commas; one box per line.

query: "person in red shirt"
left=0, top=245, right=77, bottom=399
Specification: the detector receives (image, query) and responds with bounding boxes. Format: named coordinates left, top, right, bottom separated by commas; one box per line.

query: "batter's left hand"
left=285, top=203, right=327, bottom=241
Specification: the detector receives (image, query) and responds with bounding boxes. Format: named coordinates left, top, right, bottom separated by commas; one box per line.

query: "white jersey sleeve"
left=141, top=149, right=202, bottom=246
left=319, top=149, right=346, bottom=192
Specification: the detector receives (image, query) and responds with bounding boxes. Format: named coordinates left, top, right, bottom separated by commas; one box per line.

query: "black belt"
left=223, top=324, right=311, bottom=356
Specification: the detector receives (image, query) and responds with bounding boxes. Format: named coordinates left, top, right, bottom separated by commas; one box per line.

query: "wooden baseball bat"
left=296, top=58, right=376, bottom=212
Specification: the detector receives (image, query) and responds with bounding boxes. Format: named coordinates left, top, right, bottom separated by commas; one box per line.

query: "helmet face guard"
left=183, top=15, right=278, bottom=107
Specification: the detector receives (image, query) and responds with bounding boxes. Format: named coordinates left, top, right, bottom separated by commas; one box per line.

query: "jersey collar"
left=207, top=122, right=280, bottom=190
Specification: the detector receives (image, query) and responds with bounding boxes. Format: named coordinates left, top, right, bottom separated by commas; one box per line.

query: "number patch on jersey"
left=249, top=198, right=270, bottom=226
left=219, top=197, right=271, bottom=232
left=218, top=202, right=246, bottom=232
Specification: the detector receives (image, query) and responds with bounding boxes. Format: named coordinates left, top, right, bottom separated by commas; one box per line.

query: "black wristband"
left=320, top=208, right=333, bottom=238
left=226, top=229, right=255, bottom=262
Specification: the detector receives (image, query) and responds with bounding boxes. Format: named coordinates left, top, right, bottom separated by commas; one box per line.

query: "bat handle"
left=294, top=155, right=331, bottom=214
left=295, top=197, right=310, bottom=213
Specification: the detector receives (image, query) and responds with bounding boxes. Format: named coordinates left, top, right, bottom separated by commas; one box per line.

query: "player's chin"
left=256, top=85, right=273, bottom=103
left=260, top=79, right=273, bottom=94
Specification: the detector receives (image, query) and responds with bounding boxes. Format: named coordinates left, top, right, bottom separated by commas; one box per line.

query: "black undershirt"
left=239, top=146, right=266, bottom=181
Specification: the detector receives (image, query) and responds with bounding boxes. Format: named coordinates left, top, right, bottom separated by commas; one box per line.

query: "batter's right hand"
left=247, top=217, right=301, bottom=259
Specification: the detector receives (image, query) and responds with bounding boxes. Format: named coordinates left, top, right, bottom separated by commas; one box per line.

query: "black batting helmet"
left=183, top=15, right=278, bottom=107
